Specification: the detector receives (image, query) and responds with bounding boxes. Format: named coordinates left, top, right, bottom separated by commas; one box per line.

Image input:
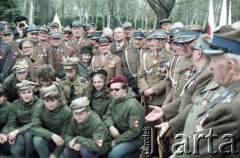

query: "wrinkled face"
left=49, top=27, right=59, bottom=32
left=1, top=34, right=13, bottom=43
left=134, top=38, right=145, bottom=49
left=19, top=88, right=33, bottom=103
left=65, top=69, right=77, bottom=81
left=93, top=75, right=105, bottom=91
left=39, top=31, right=49, bottom=41
left=73, top=110, right=89, bottom=123
left=161, top=23, right=172, bottom=32
left=146, top=39, right=154, bottom=50
left=51, top=38, right=62, bottom=47
left=169, top=42, right=179, bottom=54
left=16, top=70, right=28, bottom=82
left=81, top=53, right=92, bottom=63
left=63, top=31, right=72, bottom=41
left=86, top=27, right=95, bottom=35
left=72, top=27, right=84, bottom=38
left=153, top=38, right=167, bottom=50
left=39, top=78, right=52, bottom=88
left=124, top=27, right=134, bottom=39
left=99, top=43, right=111, bottom=54
left=0, top=95, right=5, bottom=105
left=177, top=41, right=194, bottom=58
left=29, top=32, right=39, bottom=42
left=22, top=41, right=34, bottom=56
left=209, top=55, right=232, bottom=87
left=110, top=82, right=127, bottom=99
left=114, top=28, right=125, bottom=42
left=44, top=98, right=58, bottom=111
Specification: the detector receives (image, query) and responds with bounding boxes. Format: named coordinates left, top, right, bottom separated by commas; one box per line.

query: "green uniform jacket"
left=31, top=101, right=72, bottom=157
left=65, top=111, right=111, bottom=155
left=0, top=99, right=11, bottom=132
left=3, top=73, right=32, bottom=102
left=57, top=75, right=89, bottom=105
left=103, top=91, right=145, bottom=146
left=162, top=64, right=213, bottom=134
left=3, top=95, right=42, bottom=134
left=174, top=80, right=240, bottom=158
left=90, top=90, right=113, bottom=117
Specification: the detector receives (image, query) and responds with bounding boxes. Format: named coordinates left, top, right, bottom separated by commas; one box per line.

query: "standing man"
left=47, top=21, right=59, bottom=32
left=13, top=16, right=28, bottom=41
left=122, top=22, right=134, bottom=46
left=62, top=26, right=72, bottom=47
left=110, top=27, right=128, bottom=57
left=78, top=46, right=93, bottom=80
left=91, top=36, right=122, bottom=82
left=158, top=19, right=172, bottom=32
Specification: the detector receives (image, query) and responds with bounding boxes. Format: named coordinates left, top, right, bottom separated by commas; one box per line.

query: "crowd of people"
left=0, top=15, right=240, bottom=158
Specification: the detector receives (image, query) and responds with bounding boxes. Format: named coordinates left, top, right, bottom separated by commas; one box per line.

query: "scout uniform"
left=57, top=57, right=89, bottom=105
left=3, top=60, right=32, bottom=102
left=78, top=45, right=93, bottom=80
left=31, top=85, right=72, bottom=157
left=122, top=31, right=145, bottom=93
left=4, top=80, right=41, bottom=158
left=138, top=29, right=173, bottom=106
left=103, top=76, right=145, bottom=158
left=64, top=97, right=111, bottom=157
left=89, top=69, right=113, bottom=117
left=46, top=32, right=75, bottom=79
left=91, top=36, right=122, bottom=82
left=68, top=20, right=92, bottom=51
left=173, top=27, right=240, bottom=157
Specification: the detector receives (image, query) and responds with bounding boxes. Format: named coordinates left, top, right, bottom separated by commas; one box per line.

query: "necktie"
left=69, top=84, right=75, bottom=103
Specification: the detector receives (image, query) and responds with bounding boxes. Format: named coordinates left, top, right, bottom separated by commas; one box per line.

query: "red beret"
left=107, top=75, right=128, bottom=87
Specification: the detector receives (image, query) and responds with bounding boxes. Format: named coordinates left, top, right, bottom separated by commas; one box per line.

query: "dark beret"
left=80, top=46, right=93, bottom=54
left=159, top=19, right=172, bottom=25
left=90, top=69, right=108, bottom=79
left=14, top=16, right=27, bottom=24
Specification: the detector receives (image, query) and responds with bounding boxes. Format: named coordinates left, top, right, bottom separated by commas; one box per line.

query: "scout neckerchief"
left=124, top=49, right=138, bottom=77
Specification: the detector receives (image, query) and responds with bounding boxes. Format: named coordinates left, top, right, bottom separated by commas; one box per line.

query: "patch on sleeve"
left=132, top=120, right=139, bottom=128
left=95, top=139, right=103, bottom=147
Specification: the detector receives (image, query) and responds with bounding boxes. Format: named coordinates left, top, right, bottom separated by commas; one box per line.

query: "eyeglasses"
left=109, top=88, right=122, bottom=92
left=22, top=46, right=33, bottom=49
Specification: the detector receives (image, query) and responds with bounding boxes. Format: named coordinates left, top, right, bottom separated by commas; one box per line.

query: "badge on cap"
left=132, top=120, right=139, bottom=128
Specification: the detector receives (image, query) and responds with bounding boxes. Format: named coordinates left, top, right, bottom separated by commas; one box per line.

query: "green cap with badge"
left=70, top=97, right=90, bottom=113
left=16, top=80, right=35, bottom=91
left=41, top=85, right=59, bottom=98
left=12, top=60, right=29, bottom=73
left=63, top=57, right=79, bottom=69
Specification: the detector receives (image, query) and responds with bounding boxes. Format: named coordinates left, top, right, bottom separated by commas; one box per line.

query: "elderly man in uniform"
left=0, top=26, right=14, bottom=83
left=38, top=26, right=50, bottom=43
left=57, top=57, right=89, bottom=105
left=45, top=31, right=75, bottom=80
left=68, top=20, right=92, bottom=51
left=90, top=31, right=102, bottom=55
left=62, top=26, right=72, bottom=47
left=122, top=22, right=134, bottom=45
left=64, top=97, right=111, bottom=158
left=122, top=31, right=145, bottom=94
left=91, top=36, right=122, bottom=82
left=111, top=27, right=128, bottom=57
left=24, top=26, right=40, bottom=45
left=159, top=19, right=172, bottom=32
left=3, top=60, right=32, bottom=102
left=103, top=75, right=145, bottom=158
left=47, top=21, right=59, bottom=32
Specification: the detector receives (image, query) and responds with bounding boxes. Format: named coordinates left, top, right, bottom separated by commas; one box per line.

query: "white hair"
left=103, top=27, right=113, bottom=38
left=224, top=53, right=240, bottom=65
left=171, top=22, right=184, bottom=29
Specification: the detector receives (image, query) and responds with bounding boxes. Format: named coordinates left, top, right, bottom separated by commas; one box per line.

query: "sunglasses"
left=109, top=88, right=122, bottom=92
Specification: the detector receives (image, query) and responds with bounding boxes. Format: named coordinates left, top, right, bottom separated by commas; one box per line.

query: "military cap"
left=39, top=26, right=49, bottom=32
left=96, top=35, right=114, bottom=44
left=204, top=26, right=240, bottom=55
left=12, top=60, right=29, bottom=72
left=174, top=25, right=202, bottom=43
left=26, top=26, right=39, bottom=33
left=85, top=23, right=95, bottom=29
left=70, top=97, right=90, bottom=113
left=107, top=75, right=128, bottom=87
left=14, top=16, right=27, bottom=24
left=1, top=29, right=13, bottom=35
left=50, top=31, right=63, bottom=39
left=47, top=21, right=59, bottom=28
left=159, top=19, right=172, bottom=25
left=41, top=85, right=59, bottom=98
left=193, top=34, right=211, bottom=51
left=89, top=69, right=108, bottom=79
left=91, top=31, right=102, bottom=40
left=70, top=20, right=83, bottom=28
left=63, top=57, right=79, bottom=69
left=145, top=32, right=154, bottom=40
left=134, top=32, right=145, bottom=39
left=16, top=80, right=35, bottom=91
left=80, top=46, right=93, bottom=54
left=122, top=22, right=133, bottom=29
left=152, top=29, right=169, bottom=39
left=62, top=26, right=72, bottom=32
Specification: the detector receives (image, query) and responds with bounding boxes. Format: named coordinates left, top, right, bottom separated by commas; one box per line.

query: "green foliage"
left=0, top=0, right=21, bottom=25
